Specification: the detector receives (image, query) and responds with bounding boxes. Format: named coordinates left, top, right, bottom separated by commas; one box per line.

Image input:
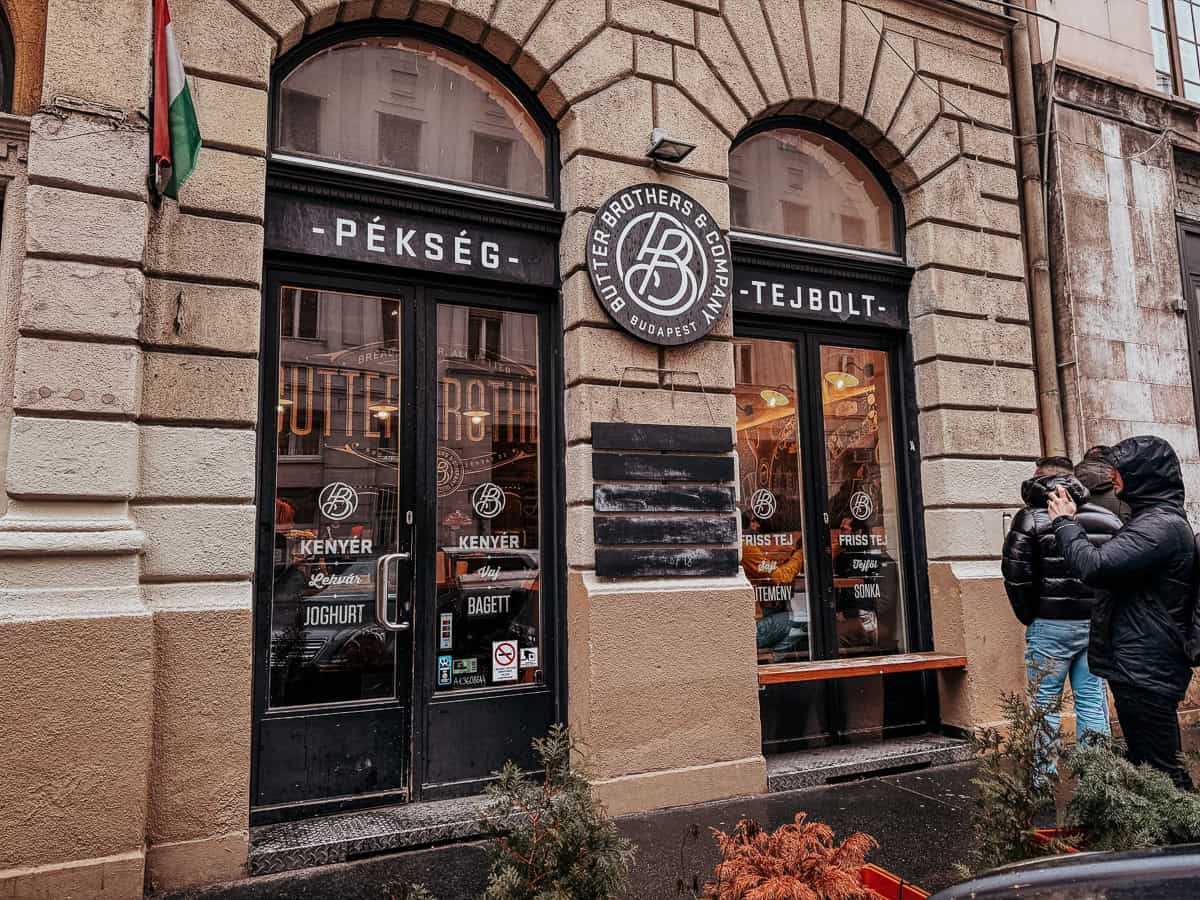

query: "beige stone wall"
left=0, top=0, right=1035, bottom=896
left=1037, top=0, right=1157, bottom=92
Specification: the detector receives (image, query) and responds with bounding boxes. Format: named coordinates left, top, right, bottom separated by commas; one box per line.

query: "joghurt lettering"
left=302, top=603, right=367, bottom=626
left=587, top=184, right=731, bottom=346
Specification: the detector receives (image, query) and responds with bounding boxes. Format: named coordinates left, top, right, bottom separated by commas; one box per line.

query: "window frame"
left=0, top=3, right=13, bottom=113
left=728, top=117, right=906, bottom=259
left=1154, top=0, right=1199, bottom=99
left=268, top=21, right=560, bottom=209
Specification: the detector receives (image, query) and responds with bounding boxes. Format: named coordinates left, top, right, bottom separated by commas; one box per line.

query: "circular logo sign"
left=472, top=482, right=506, bottom=519
left=318, top=482, right=358, bottom=521
left=850, top=490, right=874, bottom=521
left=436, top=447, right=465, bottom=498
left=587, top=183, right=731, bottom=346
left=751, top=488, right=777, bottom=520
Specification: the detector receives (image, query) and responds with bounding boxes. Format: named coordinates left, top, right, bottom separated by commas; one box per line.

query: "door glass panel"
left=270, top=287, right=405, bottom=707
left=435, top=304, right=542, bottom=691
left=734, top=337, right=811, bottom=663
left=820, top=345, right=907, bottom=656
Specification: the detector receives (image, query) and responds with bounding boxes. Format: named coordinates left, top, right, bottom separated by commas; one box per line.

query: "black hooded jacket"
left=1054, top=436, right=1195, bottom=701
left=1002, top=475, right=1122, bottom=624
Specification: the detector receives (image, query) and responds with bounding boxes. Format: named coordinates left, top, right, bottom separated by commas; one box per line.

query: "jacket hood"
left=1021, top=474, right=1089, bottom=508
left=1074, top=456, right=1115, bottom=493
left=1107, top=435, right=1186, bottom=510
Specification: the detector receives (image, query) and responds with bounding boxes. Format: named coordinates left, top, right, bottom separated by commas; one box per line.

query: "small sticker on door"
left=439, top=612, right=453, bottom=650
left=492, top=640, right=518, bottom=683
left=437, top=654, right=452, bottom=687
left=519, top=647, right=539, bottom=669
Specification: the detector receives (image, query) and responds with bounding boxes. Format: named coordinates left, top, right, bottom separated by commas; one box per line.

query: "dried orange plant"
left=702, top=813, right=886, bottom=900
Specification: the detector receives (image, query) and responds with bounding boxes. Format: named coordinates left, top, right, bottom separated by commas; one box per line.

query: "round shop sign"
left=586, top=183, right=731, bottom=346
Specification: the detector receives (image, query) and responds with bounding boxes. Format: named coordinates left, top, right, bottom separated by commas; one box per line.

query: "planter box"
left=860, top=863, right=930, bottom=900
left=1033, top=828, right=1083, bottom=854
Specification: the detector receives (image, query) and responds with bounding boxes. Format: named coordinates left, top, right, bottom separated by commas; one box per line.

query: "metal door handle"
left=375, top=551, right=412, bottom=631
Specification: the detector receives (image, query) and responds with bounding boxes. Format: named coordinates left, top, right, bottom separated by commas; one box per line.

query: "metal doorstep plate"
left=766, top=734, right=972, bottom=793
left=248, top=795, right=491, bottom=876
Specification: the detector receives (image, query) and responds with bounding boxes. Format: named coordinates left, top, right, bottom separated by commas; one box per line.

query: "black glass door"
left=735, top=326, right=928, bottom=751
left=252, top=274, right=418, bottom=819
left=252, top=271, right=561, bottom=819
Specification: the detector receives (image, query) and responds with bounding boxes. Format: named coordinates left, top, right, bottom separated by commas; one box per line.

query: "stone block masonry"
left=0, top=1, right=1039, bottom=897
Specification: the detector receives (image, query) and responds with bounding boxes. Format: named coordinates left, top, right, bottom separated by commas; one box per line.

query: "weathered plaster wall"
left=0, top=1, right=1034, bottom=896
left=1050, top=68, right=1200, bottom=525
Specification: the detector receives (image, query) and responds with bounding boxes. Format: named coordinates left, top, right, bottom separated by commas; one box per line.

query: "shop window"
left=820, top=346, right=907, bottom=656
left=435, top=304, right=543, bottom=692
left=276, top=36, right=548, bottom=199
left=735, top=339, right=811, bottom=663
left=729, top=128, right=896, bottom=253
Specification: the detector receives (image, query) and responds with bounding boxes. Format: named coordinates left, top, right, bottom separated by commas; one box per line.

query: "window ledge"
left=757, top=652, right=967, bottom=685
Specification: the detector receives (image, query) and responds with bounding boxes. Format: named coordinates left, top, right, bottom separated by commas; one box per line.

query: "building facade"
left=0, top=0, right=1154, bottom=897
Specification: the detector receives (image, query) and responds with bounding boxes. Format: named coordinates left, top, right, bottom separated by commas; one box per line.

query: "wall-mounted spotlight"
left=646, top=127, right=696, bottom=163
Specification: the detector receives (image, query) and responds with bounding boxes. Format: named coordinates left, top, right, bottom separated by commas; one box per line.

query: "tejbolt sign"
left=586, top=184, right=732, bottom=346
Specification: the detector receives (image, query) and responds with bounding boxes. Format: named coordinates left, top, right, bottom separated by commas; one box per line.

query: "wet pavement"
left=162, top=760, right=982, bottom=899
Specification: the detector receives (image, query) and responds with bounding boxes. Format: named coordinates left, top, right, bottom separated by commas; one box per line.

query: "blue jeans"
left=1025, top=618, right=1111, bottom=763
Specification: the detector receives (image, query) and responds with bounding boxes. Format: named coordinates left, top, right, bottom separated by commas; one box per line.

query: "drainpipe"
left=1006, top=2, right=1067, bottom=457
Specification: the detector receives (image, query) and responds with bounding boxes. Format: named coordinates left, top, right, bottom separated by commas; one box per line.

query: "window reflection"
left=435, top=305, right=542, bottom=690
left=270, top=288, right=404, bottom=708
left=734, top=338, right=810, bottom=664
left=276, top=37, right=548, bottom=198
left=729, top=129, right=895, bottom=252
left=821, top=346, right=907, bottom=655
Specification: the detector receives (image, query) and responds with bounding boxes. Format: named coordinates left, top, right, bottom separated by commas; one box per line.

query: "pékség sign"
left=587, top=184, right=731, bottom=346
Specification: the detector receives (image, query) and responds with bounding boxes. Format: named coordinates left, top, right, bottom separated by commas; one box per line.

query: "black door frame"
left=1174, top=217, right=1200, bottom=440
left=732, top=239, right=936, bottom=748
left=252, top=253, right=566, bottom=822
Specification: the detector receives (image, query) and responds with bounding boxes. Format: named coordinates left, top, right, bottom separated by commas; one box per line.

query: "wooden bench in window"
left=757, top=652, right=968, bottom=685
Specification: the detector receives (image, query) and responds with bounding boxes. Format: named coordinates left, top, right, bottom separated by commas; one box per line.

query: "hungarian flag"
left=152, top=0, right=201, bottom=199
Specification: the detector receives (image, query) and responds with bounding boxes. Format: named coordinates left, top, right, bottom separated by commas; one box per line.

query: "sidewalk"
left=163, top=761, right=980, bottom=899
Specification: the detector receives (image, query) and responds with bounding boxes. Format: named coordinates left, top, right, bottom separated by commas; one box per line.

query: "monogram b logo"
left=318, top=482, right=359, bottom=521
left=472, top=482, right=506, bottom=519
left=588, top=184, right=731, bottom=346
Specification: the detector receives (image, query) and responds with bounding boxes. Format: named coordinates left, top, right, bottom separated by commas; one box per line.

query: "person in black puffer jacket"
left=1003, top=457, right=1122, bottom=765
left=1049, top=435, right=1196, bottom=790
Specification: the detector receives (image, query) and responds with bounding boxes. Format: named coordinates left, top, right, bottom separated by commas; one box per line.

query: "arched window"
left=0, top=4, right=14, bottom=113
left=729, top=127, right=897, bottom=254
left=275, top=36, right=549, bottom=200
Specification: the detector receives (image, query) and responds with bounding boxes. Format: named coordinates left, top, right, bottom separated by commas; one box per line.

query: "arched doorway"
left=251, top=25, right=564, bottom=821
left=728, top=120, right=934, bottom=753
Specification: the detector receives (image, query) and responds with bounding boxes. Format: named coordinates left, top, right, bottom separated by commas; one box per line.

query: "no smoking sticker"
left=492, top=640, right=518, bottom=683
